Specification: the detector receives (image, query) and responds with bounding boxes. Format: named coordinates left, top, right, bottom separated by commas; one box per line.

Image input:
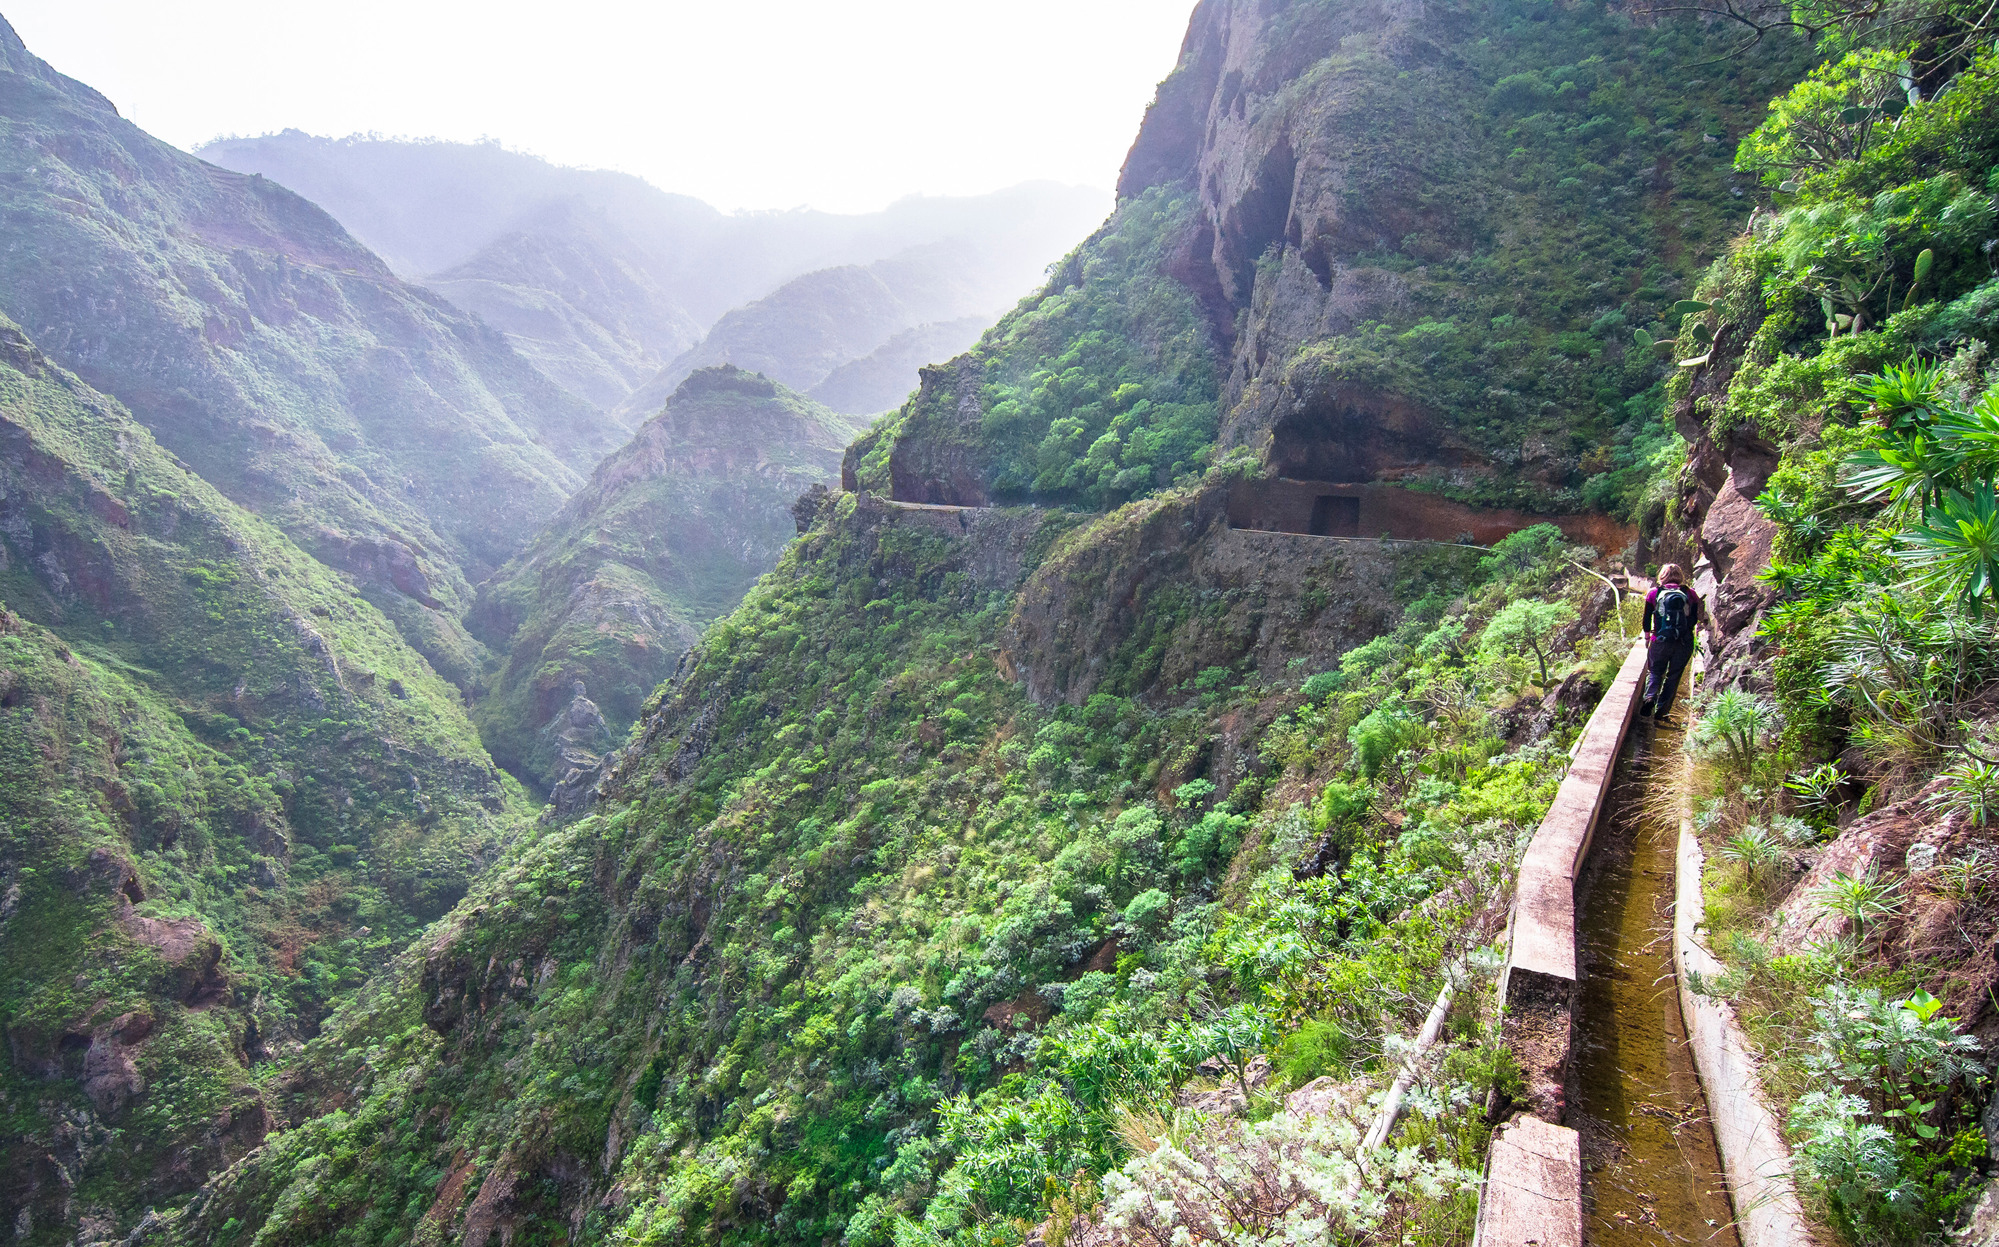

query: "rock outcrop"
left=869, top=0, right=1805, bottom=521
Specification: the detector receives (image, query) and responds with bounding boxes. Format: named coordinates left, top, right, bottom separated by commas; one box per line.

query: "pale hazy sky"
left=3, top=1, right=1195, bottom=213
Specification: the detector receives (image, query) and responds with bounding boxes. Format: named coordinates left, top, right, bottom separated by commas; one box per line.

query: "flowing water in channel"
left=1570, top=721, right=1740, bottom=1247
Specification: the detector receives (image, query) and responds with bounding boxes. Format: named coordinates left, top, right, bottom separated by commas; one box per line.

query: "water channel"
left=1570, top=720, right=1740, bottom=1247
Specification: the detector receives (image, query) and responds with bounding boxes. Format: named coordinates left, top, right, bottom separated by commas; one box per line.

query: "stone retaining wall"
left=1226, top=478, right=1637, bottom=553
left=1497, top=637, right=1649, bottom=1117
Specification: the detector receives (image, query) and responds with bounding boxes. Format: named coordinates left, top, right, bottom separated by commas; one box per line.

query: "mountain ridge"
left=199, top=131, right=1109, bottom=418
left=110, top=2, right=1829, bottom=1244
left=469, top=364, right=867, bottom=791
left=0, top=14, right=631, bottom=684
left=0, top=311, right=539, bottom=1234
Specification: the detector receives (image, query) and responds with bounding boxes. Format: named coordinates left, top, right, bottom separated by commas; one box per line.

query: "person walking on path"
left=1640, top=563, right=1704, bottom=723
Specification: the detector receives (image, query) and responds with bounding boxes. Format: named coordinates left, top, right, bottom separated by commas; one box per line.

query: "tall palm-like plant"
left=1899, top=483, right=1999, bottom=614
left=1844, top=373, right=1999, bottom=614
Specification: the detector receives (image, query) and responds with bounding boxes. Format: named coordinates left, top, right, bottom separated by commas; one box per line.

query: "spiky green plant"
left=1812, top=868, right=1905, bottom=936
left=1720, top=824, right=1787, bottom=881
left=1693, top=687, right=1781, bottom=781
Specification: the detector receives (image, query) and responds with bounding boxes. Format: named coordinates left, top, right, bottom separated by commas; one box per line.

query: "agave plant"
left=1771, top=813, right=1826, bottom=846
left=1933, top=386, right=1999, bottom=480
left=1823, top=590, right=1999, bottom=761
left=1845, top=428, right=1967, bottom=518
left=1692, top=687, right=1780, bottom=781
left=1855, top=360, right=1950, bottom=431
left=1786, top=761, right=1848, bottom=816
left=1843, top=374, right=1999, bottom=614
left=1929, top=750, right=1999, bottom=827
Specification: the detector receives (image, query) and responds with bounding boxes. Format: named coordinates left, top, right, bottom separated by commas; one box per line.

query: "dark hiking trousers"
left=1644, top=638, right=1695, bottom=718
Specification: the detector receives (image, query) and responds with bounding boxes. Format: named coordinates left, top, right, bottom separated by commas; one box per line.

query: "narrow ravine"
left=1570, top=721, right=1739, bottom=1247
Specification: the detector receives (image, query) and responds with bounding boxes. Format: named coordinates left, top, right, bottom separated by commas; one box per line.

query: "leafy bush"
left=936, top=1080, right=1110, bottom=1222
left=1301, top=670, right=1345, bottom=700
left=1273, top=1019, right=1359, bottom=1084
left=1790, top=986, right=1988, bottom=1241
left=1475, top=524, right=1566, bottom=582
left=1349, top=703, right=1425, bottom=778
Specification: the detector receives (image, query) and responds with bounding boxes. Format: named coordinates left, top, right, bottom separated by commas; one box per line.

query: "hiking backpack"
left=1654, top=584, right=1693, bottom=643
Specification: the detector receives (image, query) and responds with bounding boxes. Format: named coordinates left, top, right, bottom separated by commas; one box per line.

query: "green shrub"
left=1274, top=1019, right=1359, bottom=1085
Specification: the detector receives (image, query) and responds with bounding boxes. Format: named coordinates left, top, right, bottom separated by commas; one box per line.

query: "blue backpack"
left=1655, top=584, right=1693, bottom=643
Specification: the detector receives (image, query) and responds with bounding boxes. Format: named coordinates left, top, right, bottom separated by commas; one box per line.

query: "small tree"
left=1480, top=599, right=1577, bottom=688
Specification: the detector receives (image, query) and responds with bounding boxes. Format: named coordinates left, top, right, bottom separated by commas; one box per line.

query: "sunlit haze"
left=1, top=0, right=1193, bottom=213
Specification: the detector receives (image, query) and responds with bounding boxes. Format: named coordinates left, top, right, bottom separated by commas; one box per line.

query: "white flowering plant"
left=1097, top=1107, right=1476, bottom=1247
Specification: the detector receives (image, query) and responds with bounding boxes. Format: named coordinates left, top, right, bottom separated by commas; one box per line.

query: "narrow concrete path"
left=1570, top=721, right=1738, bottom=1246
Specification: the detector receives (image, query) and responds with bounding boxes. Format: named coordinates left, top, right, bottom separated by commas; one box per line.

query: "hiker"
left=1640, top=563, right=1704, bottom=723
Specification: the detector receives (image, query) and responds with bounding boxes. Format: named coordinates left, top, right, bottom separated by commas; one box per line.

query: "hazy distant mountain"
left=199, top=133, right=1107, bottom=417
left=193, top=132, right=713, bottom=275
left=423, top=199, right=705, bottom=410
left=0, top=23, right=623, bottom=689
left=611, top=245, right=1017, bottom=423
left=807, top=316, right=990, bottom=415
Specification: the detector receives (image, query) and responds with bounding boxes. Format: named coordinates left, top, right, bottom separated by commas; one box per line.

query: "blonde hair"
left=1658, top=562, right=1686, bottom=584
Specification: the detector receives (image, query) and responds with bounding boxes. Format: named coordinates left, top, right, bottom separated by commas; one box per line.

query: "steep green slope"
left=159, top=476, right=1631, bottom=1247
left=0, top=19, right=616, bottom=674
left=0, top=316, right=535, bottom=1240
left=470, top=367, right=866, bottom=791
left=89, top=2, right=1851, bottom=1244
left=854, top=188, right=1222, bottom=508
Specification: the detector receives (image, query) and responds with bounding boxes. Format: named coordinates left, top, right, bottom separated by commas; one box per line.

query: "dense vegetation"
left=19, top=0, right=1999, bottom=1240
left=1650, top=4, right=1999, bottom=1237
left=164, top=486, right=1636, bottom=1246
left=0, top=317, right=535, bottom=1232
left=849, top=187, right=1223, bottom=511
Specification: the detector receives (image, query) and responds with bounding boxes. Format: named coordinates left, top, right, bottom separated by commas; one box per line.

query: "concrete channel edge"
left=1675, top=819, right=1816, bottom=1247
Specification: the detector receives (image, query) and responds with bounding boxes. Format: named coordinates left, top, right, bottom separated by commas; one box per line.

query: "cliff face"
left=469, top=367, right=866, bottom=790
left=873, top=0, right=1807, bottom=518
left=1146, top=0, right=1805, bottom=501
left=0, top=316, right=534, bottom=1238
left=0, top=19, right=616, bottom=637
